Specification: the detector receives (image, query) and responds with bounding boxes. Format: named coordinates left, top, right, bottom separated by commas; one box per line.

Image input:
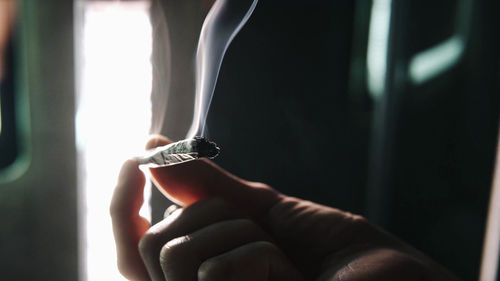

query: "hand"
left=111, top=135, right=460, bottom=281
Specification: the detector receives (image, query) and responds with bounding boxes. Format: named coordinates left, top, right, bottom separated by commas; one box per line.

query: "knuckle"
left=159, top=235, right=191, bottom=263
left=349, top=213, right=369, bottom=230
left=230, top=219, right=268, bottom=239
left=138, top=230, right=160, bottom=256
left=252, top=240, right=279, bottom=253
left=344, top=213, right=373, bottom=242
left=198, top=257, right=231, bottom=281
left=233, top=218, right=257, bottom=230
left=207, top=197, right=236, bottom=211
left=352, top=213, right=368, bottom=223
left=247, top=181, right=272, bottom=190
left=251, top=241, right=287, bottom=264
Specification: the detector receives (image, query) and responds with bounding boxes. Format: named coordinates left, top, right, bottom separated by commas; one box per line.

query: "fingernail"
left=163, top=204, right=180, bottom=219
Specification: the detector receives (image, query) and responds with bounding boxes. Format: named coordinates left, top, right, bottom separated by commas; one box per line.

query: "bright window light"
left=409, top=36, right=464, bottom=85
left=366, top=0, right=392, bottom=100
left=480, top=143, right=500, bottom=281
left=74, top=1, right=152, bottom=280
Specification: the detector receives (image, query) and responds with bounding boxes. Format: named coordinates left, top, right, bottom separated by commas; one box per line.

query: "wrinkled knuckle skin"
left=198, top=257, right=231, bottom=281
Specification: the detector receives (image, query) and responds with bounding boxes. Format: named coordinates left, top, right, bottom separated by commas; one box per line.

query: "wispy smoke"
left=149, top=0, right=257, bottom=138
left=186, top=0, right=259, bottom=138
left=149, top=0, right=171, bottom=135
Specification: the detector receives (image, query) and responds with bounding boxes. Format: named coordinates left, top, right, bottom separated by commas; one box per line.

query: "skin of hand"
left=0, top=0, right=16, bottom=80
left=111, top=135, right=461, bottom=281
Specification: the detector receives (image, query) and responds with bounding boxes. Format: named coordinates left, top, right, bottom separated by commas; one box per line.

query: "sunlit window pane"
left=74, top=1, right=152, bottom=280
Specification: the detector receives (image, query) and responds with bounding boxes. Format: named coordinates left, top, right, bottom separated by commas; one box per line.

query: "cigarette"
left=137, top=137, right=220, bottom=167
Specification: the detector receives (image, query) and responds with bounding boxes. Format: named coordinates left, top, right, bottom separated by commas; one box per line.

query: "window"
left=74, top=2, right=153, bottom=280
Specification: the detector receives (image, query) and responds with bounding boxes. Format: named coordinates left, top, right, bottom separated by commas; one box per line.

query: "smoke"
left=151, top=0, right=257, bottom=138
left=187, top=0, right=258, bottom=138
left=149, top=0, right=171, bottom=135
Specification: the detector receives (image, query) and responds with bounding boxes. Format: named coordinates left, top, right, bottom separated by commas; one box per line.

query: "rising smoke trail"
left=186, top=0, right=258, bottom=138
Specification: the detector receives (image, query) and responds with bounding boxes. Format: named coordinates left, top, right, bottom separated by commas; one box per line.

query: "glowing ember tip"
left=136, top=137, right=220, bottom=168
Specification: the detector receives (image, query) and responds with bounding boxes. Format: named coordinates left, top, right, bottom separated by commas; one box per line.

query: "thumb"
left=145, top=135, right=282, bottom=217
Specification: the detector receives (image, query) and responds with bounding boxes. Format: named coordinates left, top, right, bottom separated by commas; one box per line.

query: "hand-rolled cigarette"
left=136, top=137, right=220, bottom=167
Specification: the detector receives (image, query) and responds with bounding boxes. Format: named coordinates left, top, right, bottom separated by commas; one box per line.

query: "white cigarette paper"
left=136, top=137, right=220, bottom=167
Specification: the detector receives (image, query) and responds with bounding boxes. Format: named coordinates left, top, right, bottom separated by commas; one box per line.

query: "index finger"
left=146, top=135, right=282, bottom=217
left=110, top=159, right=151, bottom=281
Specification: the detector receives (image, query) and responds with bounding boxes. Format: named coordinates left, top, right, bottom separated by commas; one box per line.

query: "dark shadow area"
left=202, top=0, right=500, bottom=279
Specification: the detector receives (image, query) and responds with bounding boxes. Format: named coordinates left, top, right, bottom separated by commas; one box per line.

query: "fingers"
left=145, top=135, right=282, bottom=217
left=163, top=204, right=180, bottom=219
left=198, top=241, right=304, bottom=281
left=110, top=159, right=151, bottom=281
left=139, top=198, right=244, bottom=281
left=138, top=135, right=300, bottom=281
left=145, top=134, right=172, bottom=150
left=160, top=218, right=272, bottom=281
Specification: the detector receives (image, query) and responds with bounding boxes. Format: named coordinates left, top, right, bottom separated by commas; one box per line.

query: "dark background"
left=0, top=31, right=18, bottom=169
left=201, top=0, right=500, bottom=280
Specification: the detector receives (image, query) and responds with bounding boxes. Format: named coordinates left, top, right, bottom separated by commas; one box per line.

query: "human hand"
left=111, top=135, right=460, bottom=281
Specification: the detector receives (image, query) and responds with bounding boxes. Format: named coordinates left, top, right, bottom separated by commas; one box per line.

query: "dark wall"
left=208, top=0, right=368, bottom=212
left=0, top=0, right=78, bottom=280
left=202, top=0, right=500, bottom=280
left=380, top=0, right=500, bottom=279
